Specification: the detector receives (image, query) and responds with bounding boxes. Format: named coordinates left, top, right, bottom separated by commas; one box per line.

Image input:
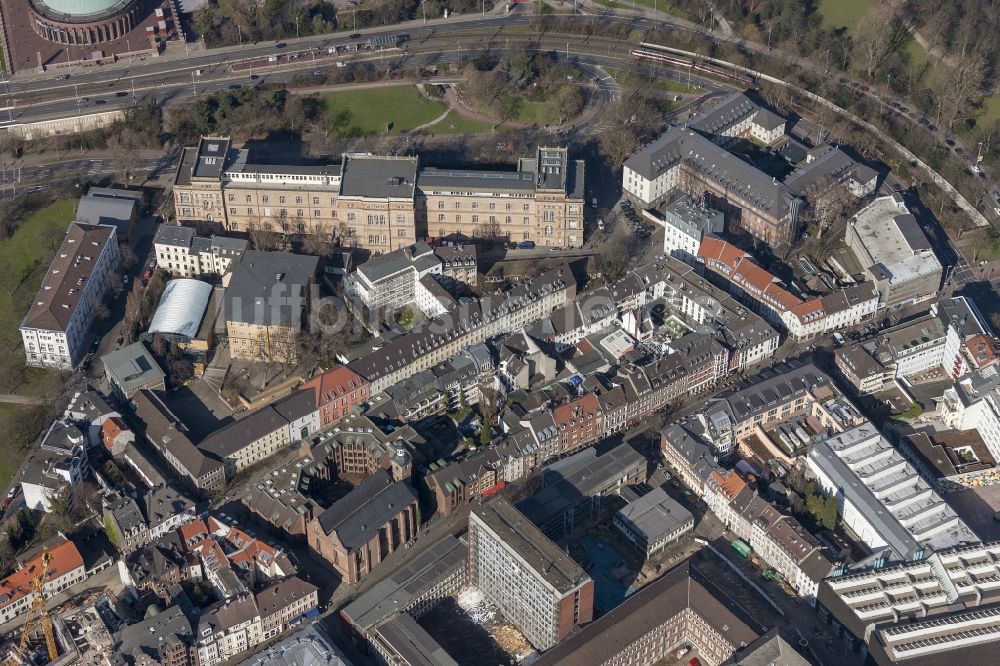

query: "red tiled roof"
left=552, top=393, right=603, bottom=428
left=302, top=366, right=368, bottom=407
left=0, top=540, right=84, bottom=610
left=965, top=334, right=998, bottom=368
left=733, top=259, right=776, bottom=293
left=178, top=519, right=208, bottom=547
left=101, top=417, right=128, bottom=448
left=698, top=237, right=745, bottom=270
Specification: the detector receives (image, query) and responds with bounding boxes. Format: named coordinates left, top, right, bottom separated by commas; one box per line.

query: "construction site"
left=0, top=550, right=81, bottom=666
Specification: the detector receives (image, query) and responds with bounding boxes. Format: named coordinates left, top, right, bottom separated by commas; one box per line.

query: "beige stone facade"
left=173, top=138, right=585, bottom=253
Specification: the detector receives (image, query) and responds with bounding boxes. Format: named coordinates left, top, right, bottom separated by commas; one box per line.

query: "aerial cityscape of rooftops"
left=1, top=0, right=1000, bottom=664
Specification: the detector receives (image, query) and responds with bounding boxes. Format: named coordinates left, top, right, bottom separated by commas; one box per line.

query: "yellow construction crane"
left=7, top=550, right=57, bottom=665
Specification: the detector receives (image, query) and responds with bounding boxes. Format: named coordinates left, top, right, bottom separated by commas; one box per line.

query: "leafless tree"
left=108, top=122, right=140, bottom=183
left=249, top=228, right=284, bottom=251
left=931, top=49, right=988, bottom=130
left=805, top=176, right=853, bottom=240
left=853, top=0, right=909, bottom=77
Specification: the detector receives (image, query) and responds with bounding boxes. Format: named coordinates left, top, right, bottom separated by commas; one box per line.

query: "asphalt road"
left=0, top=12, right=730, bottom=126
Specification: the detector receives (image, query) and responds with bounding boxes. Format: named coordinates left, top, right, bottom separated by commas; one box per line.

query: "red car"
left=143, top=268, right=153, bottom=281
left=689, top=658, right=701, bottom=666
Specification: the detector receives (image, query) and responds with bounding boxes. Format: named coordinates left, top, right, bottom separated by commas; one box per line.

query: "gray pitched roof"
left=199, top=405, right=287, bottom=458
left=224, top=251, right=318, bottom=325
left=154, top=224, right=196, bottom=248
left=624, top=127, right=796, bottom=220
left=316, top=470, right=418, bottom=548
left=340, top=154, right=418, bottom=199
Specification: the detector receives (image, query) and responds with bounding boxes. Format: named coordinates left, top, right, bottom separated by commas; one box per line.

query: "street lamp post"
left=767, top=27, right=772, bottom=51
left=126, top=38, right=132, bottom=65
left=237, top=24, right=242, bottom=49
left=295, top=16, right=300, bottom=40
left=191, top=71, right=197, bottom=96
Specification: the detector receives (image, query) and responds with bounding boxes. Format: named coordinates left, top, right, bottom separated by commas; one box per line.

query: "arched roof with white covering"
left=148, top=279, right=213, bottom=340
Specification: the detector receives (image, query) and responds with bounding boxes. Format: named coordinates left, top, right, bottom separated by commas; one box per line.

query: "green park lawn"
left=817, top=0, right=870, bottom=35
left=0, top=199, right=76, bottom=359
left=419, top=110, right=496, bottom=135
left=0, top=404, right=30, bottom=487
left=322, top=85, right=448, bottom=137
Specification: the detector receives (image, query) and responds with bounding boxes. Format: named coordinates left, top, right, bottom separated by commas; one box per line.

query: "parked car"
left=517, top=240, right=535, bottom=250
left=918, top=117, right=930, bottom=126
left=274, top=41, right=286, bottom=48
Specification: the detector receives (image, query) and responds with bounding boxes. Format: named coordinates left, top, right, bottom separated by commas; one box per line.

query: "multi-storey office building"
left=346, top=241, right=442, bottom=310
left=174, top=137, right=586, bottom=252
left=846, top=194, right=943, bottom=307
left=469, top=500, right=594, bottom=651
left=20, top=222, right=120, bottom=370
left=807, top=423, right=978, bottom=560
left=623, top=127, right=802, bottom=247
left=817, top=541, right=1000, bottom=659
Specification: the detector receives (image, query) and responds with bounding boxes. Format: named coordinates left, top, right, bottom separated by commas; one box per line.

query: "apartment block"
left=348, top=263, right=576, bottom=394
left=469, top=500, right=594, bottom=651
left=174, top=137, right=586, bottom=252
left=300, top=365, right=369, bottom=428
left=130, top=389, right=226, bottom=492
left=199, top=405, right=290, bottom=477
left=153, top=224, right=247, bottom=277
left=255, top=577, right=319, bottom=639
left=698, top=236, right=879, bottom=341
left=0, top=538, right=87, bottom=623
left=20, top=222, right=120, bottom=370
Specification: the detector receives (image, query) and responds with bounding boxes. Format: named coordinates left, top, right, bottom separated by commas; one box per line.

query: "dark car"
left=94, top=99, right=106, bottom=105
left=892, top=183, right=903, bottom=193
left=518, top=240, right=536, bottom=250
left=115, top=91, right=129, bottom=97
left=918, top=117, right=930, bottom=126
left=945, top=138, right=955, bottom=146
left=274, top=41, right=286, bottom=48
left=350, top=33, right=361, bottom=39
left=229, top=84, right=242, bottom=89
